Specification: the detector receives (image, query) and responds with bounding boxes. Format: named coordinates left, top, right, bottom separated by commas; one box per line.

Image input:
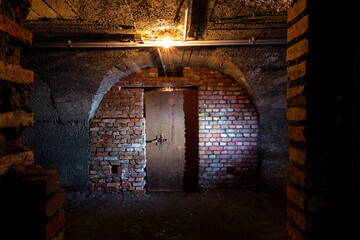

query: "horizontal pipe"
left=29, top=39, right=287, bottom=48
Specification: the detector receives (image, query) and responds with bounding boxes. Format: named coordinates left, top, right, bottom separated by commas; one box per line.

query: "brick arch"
left=185, top=50, right=257, bottom=111
left=88, top=50, right=259, bottom=121
left=89, top=67, right=259, bottom=193
left=88, top=60, right=156, bottom=121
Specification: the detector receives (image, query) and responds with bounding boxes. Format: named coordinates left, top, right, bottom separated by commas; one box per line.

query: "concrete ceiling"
left=25, top=0, right=294, bottom=41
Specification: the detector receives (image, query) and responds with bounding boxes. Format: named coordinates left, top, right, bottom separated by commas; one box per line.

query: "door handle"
left=157, top=134, right=167, bottom=145
left=146, top=134, right=167, bottom=146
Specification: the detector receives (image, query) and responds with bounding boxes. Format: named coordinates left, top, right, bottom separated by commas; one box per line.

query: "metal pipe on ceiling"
left=183, top=0, right=192, bottom=41
left=29, top=39, right=287, bottom=48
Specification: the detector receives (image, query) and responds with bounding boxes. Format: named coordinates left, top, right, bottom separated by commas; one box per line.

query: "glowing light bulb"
left=164, top=87, right=173, bottom=92
left=160, top=37, right=173, bottom=48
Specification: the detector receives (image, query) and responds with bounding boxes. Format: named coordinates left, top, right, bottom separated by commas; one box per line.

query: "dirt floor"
left=63, top=188, right=288, bottom=240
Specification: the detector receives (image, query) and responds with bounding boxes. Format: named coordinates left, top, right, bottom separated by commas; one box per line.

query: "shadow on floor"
left=63, top=188, right=288, bottom=240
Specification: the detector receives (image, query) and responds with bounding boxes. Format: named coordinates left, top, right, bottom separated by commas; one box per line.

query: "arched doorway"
left=89, top=67, right=259, bottom=193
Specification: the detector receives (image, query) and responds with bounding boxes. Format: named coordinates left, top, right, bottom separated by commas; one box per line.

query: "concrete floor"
left=63, top=188, right=288, bottom=240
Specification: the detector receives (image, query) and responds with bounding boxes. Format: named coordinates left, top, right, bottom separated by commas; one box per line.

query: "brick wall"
left=0, top=1, right=65, bottom=239
left=90, top=67, right=258, bottom=193
left=197, top=68, right=258, bottom=188
left=90, top=88, right=146, bottom=194
left=286, top=0, right=332, bottom=239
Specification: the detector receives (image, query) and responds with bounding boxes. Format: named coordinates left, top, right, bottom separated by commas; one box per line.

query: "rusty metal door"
left=145, top=90, right=185, bottom=191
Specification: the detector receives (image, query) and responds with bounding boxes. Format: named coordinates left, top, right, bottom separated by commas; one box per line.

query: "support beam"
left=29, top=39, right=287, bottom=48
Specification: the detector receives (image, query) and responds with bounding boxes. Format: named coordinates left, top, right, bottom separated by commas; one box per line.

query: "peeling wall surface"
left=21, top=46, right=288, bottom=191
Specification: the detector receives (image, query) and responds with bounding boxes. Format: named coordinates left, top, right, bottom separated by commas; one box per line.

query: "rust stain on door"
left=145, top=90, right=185, bottom=191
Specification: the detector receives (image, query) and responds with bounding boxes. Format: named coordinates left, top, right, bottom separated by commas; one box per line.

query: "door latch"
left=146, top=134, right=167, bottom=146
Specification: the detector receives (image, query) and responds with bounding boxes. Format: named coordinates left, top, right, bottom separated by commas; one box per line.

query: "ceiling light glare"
left=160, top=37, right=173, bottom=48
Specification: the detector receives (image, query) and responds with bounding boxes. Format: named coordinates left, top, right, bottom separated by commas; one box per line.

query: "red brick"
left=0, top=61, right=33, bottom=84
left=288, top=145, right=306, bottom=165
left=287, top=163, right=328, bottom=191
left=0, top=111, right=33, bottom=128
left=209, top=146, right=223, bottom=151
left=46, top=189, right=66, bottom=218
left=287, top=183, right=328, bottom=212
left=287, top=0, right=307, bottom=24
left=45, top=169, right=60, bottom=196
left=0, top=150, right=34, bottom=175
left=287, top=38, right=309, bottom=61
left=287, top=107, right=306, bottom=121
left=0, top=14, right=33, bottom=45
left=288, top=15, right=308, bottom=42
left=287, top=220, right=306, bottom=240
left=45, top=209, right=65, bottom=240
left=287, top=60, right=307, bottom=81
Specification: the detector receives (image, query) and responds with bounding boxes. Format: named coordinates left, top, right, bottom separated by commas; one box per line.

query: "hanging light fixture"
left=159, top=37, right=173, bottom=48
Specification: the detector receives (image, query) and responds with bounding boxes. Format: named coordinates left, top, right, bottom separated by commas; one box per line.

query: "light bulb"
left=160, top=37, right=173, bottom=48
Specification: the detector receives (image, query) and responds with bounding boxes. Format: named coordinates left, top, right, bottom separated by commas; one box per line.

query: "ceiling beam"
left=29, top=39, right=287, bottom=48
